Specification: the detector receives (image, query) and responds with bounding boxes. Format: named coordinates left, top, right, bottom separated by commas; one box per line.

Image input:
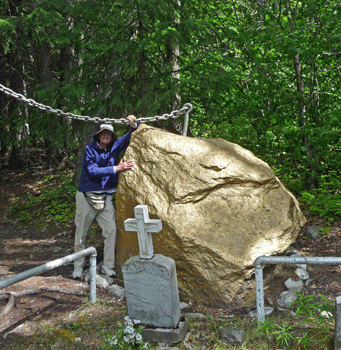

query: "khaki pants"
left=74, top=191, right=116, bottom=269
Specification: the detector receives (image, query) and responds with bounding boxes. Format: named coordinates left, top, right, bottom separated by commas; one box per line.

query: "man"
left=73, top=115, right=138, bottom=279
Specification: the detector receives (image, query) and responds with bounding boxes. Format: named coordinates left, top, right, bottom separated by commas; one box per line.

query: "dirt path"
left=0, top=212, right=92, bottom=339
left=0, top=169, right=96, bottom=346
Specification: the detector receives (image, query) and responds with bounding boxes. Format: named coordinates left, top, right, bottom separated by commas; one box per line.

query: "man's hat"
left=93, top=124, right=115, bottom=141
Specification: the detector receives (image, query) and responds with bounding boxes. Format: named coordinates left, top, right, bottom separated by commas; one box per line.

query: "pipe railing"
left=254, top=255, right=341, bottom=325
left=0, top=247, right=97, bottom=304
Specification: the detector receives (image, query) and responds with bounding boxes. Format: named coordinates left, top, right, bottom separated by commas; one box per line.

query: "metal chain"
left=0, top=83, right=193, bottom=124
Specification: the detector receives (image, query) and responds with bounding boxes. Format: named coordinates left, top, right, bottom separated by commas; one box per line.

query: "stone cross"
left=124, top=205, right=162, bottom=259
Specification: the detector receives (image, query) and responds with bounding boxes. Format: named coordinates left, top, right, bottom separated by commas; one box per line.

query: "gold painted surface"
left=116, top=125, right=306, bottom=305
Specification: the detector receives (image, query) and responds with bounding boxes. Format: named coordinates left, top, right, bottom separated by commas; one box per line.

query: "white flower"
left=133, top=319, right=141, bottom=324
left=124, top=316, right=134, bottom=326
left=135, top=333, right=143, bottom=342
left=123, top=335, right=130, bottom=343
left=124, top=325, right=135, bottom=335
left=143, top=342, right=149, bottom=349
left=108, top=336, right=117, bottom=345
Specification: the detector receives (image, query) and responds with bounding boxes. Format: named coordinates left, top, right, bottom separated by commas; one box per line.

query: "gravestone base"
left=142, top=317, right=189, bottom=344
left=122, top=254, right=181, bottom=328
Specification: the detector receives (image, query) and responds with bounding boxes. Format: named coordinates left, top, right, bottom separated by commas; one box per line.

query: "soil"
left=0, top=165, right=341, bottom=349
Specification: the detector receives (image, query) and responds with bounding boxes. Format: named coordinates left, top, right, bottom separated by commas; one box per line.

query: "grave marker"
left=124, top=205, right=162, bottom=259
left=122, top=205, right=181, bottom=329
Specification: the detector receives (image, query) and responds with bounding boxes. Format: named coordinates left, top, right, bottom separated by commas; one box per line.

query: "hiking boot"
left=73, top=267, right=84, bottom=279
left=101, top=265, right=116, bottom=277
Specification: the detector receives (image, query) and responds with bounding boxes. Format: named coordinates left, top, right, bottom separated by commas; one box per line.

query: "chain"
left=0, top=83, right=193, bottom=124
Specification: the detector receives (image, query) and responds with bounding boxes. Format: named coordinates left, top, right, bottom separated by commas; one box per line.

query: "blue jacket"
left=78, top=126, right=137, bottom=192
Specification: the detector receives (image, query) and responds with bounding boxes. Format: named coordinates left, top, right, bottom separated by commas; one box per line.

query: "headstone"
left=122, top=205, right=181, bottom=329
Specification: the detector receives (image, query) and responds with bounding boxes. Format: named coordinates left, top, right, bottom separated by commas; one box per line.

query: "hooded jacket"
left=78, top=126, right=137, bottom=192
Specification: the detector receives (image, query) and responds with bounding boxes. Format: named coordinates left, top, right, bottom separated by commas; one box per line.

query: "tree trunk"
left=294, top=53, right=318, bottom=189
left=156, top=0, right=184, bottom=135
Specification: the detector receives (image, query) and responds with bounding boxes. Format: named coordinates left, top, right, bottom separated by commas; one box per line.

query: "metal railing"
left=254, top=255, right=341, bottom=325
left=0, top=247, right=97, bottom=304
left=336, top=296, right=341, bottom=349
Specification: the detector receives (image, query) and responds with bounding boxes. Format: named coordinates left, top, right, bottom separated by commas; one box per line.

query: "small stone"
left=297, top=263, right=307, bottom=270
left=182, top=312, right=206, bottom=320
left=277, top=291, right=298, bottom=308
left=285, top=278, right=304, bottom=292
left=305, top=226, right=321, bottom=239
left=180, top=302, right=189, bottom=310
left=74, top=337, right=81, bottom=343
left=95, top=275, right=109, bottom=289
left=108, top=284, right=126, bottom=298
left=99, top=274, right=114, bottom=286
left=295, top=267, right=309, bottom=280
left=305, top=279, right=314, bottom=286
left=219, top=328, right=245, bottom=345
left=320, top=311, right=332, bottom=319
left=83, top=271, right=109, bottom=288
left=184, top=332, right=191, bottom=342
left=48, top=246, right=63, bottom=253
left=249, top=307, right=274, bottom=318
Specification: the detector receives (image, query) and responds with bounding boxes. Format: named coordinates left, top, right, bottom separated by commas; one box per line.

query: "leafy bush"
left=299, top=171, right=341, bottom=222
left=10, top=173, right=77, bottom=226
left=257, top=291, right=335, bottom=349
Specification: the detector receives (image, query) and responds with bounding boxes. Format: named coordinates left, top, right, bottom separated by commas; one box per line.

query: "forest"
left=1, top=0, right=341, bottom=221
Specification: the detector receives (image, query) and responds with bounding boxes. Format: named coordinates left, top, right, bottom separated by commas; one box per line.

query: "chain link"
left=0, top=83, right=193, bottom=125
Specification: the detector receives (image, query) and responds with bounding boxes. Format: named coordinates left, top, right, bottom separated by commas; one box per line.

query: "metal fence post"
left=335, top=296, right=341, bottom=350
left=254, top=259, right=265, bottom=324
left=89, top=253, right=97, bottom=304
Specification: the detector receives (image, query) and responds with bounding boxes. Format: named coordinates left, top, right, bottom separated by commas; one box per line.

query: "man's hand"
left=127, top=115, right=137, bottom=127
left=115, top=159, right=135, bottom=173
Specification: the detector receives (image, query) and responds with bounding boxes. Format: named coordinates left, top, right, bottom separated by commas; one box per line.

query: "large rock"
left=115, top=124, right=306, bottom=305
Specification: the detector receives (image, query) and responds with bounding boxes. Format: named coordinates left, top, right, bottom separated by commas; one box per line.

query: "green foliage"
left=9, top=173, right=77, bottom=227
left=257, top=319, right=296, bottom=348
left=270, top=323, right=294, bottom=347
left=290, top=291, right=335, bottom=329
left=2, top=0, right=341, bottom=198
left=299, top=172, right=341, bottom=222
left=257, top=291, right=335, bottom=349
